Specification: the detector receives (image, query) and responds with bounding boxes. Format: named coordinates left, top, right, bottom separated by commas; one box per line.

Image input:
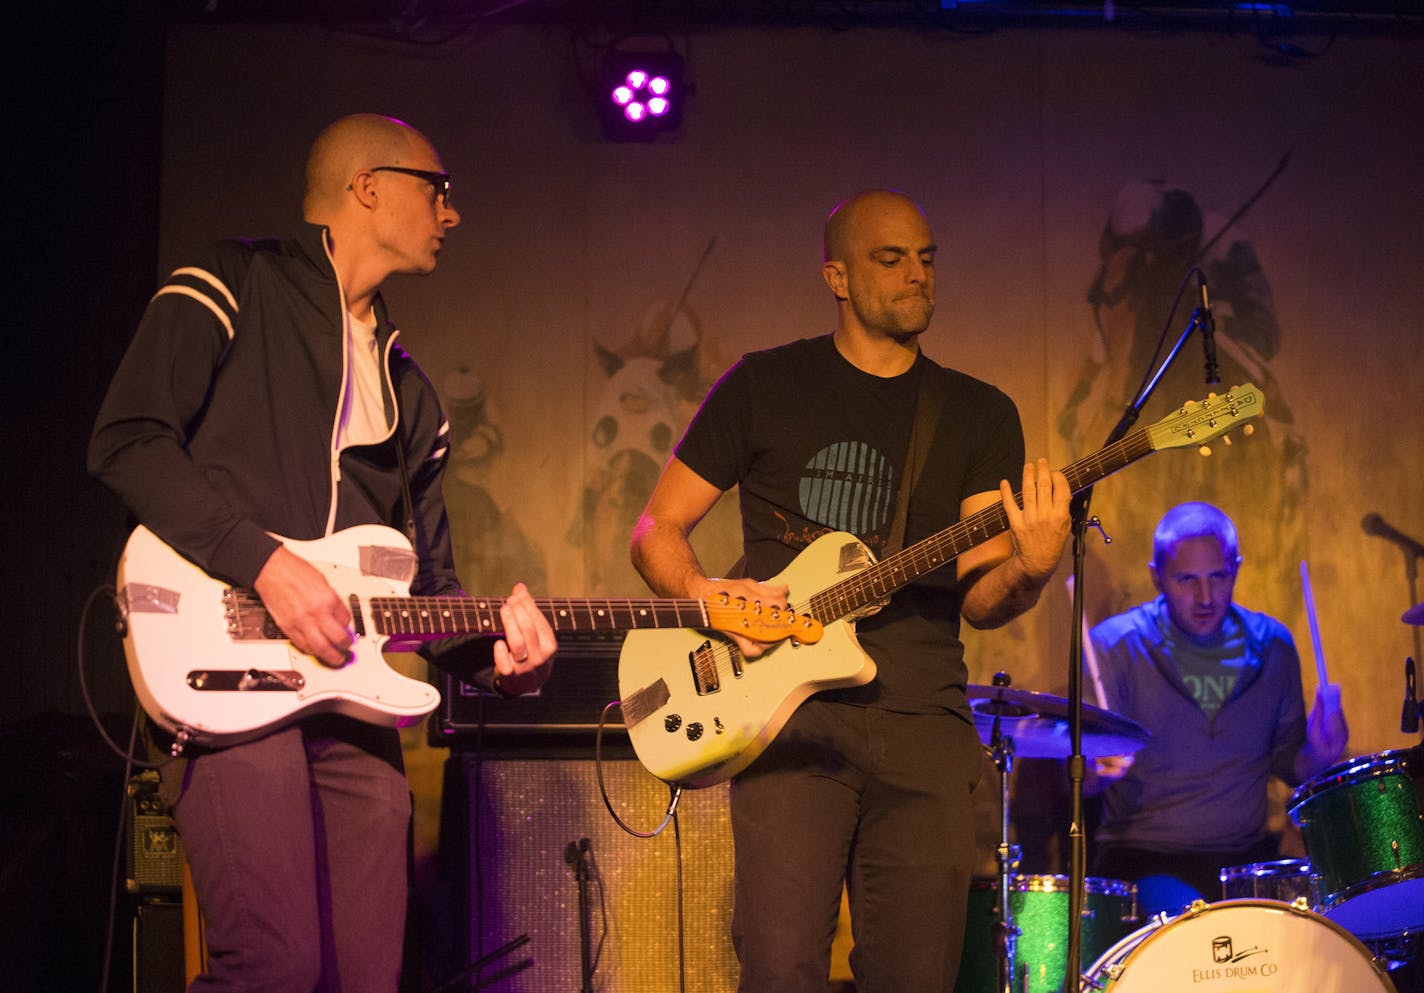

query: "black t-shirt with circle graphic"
left=676, top=334, right=1024, bottom=716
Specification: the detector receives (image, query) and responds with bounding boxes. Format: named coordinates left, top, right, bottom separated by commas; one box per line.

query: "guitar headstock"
left=704, top=594, right=824, bottom=645
left=1146, top=383, right=1264, bottom=453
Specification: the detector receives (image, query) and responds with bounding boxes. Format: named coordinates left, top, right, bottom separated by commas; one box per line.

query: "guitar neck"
left=808, top=424, right=1156, bottom=622
left=367, top=595, right=711, bottom=639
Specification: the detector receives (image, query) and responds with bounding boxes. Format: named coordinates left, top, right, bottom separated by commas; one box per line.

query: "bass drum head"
left=1085, top=900, right=1395, bottom=993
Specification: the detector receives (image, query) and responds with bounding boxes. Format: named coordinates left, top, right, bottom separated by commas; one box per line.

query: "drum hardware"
left=1364, top=928, right=1423, bottom=970
left=1403, top=657, right=1419, bottom=735
left=983, top=671, right=1024, bottom=993
left=968, top=678, right=1151, bottom=763
left=967, top=673, right=1150, bottom=993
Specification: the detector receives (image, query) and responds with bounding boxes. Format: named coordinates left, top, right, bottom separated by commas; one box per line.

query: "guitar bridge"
left=223, top=588, right=285, bottom=640
left=186, top=669, right=305, bottom=692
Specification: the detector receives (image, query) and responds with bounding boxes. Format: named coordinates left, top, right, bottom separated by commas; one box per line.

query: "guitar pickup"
left=186, top=669, right=305, bottom=692
left=689, top=640, right=723, bottom=695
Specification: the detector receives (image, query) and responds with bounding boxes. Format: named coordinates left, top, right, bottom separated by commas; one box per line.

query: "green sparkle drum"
left=954, top=874, right=1137, bottom=993
left=1288, top=747, right=1424, bottom=938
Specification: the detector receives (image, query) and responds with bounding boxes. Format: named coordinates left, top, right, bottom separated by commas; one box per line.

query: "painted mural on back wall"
left=442, top=364, right=550, bottom=596
left=565, top=296, right=741, bottom=596
left=442, top=242, right=742, bottom=602
left=1057, top=164, right=1309, bottom=629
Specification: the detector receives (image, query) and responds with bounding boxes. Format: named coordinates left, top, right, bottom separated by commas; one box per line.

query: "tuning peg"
left=1198, top=445, right=1212, bottom=457
left=1242, top=424, right=1255, bottom=437
left=1222, top=435, right=1233, bottom=447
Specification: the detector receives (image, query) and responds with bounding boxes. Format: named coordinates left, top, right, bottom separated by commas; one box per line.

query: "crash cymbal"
left=967, top=683, right=1151, bottom=759
left=1404, top=602, right=1424, bottom=625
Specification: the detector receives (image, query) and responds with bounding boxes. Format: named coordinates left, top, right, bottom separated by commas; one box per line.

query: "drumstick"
left=1299, top=560, right=1330, bottom=688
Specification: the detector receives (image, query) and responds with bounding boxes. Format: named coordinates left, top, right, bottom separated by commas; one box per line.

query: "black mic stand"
left=1400, top=549, right=1421, bottom=743
left=1402, top=544, right=1421, bottom=687
left=1063, top=298, right=1212, bottom=993
left=427, top=934, right=532, bottom=993
left=566, top=839, right=595, bottom=993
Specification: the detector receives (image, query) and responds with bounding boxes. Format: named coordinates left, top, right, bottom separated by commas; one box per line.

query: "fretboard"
left=367, top=596, right=711, bottom=638
left=807, top=424, right=1157, bottom=623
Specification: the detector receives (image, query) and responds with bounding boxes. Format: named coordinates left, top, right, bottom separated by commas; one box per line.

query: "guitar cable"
left=78, top=582, right=174, bottom=993
left=79, top=583, right=161, bottom=768
left=594, top=700, right=689, bottom=993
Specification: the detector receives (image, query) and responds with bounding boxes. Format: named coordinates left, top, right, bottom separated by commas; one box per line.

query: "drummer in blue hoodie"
left=1087, top=501, right=1348, bottom=914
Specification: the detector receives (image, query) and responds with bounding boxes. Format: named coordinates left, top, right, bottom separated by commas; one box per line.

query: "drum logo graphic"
left=1192, top=934, right=1275, bottom=982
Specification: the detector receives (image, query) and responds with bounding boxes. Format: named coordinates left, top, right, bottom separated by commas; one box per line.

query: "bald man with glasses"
left=91, top=114, right=555, bottom=992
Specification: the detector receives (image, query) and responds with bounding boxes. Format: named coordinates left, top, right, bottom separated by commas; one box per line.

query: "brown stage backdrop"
left=153, top=16, right=1424, bottom=983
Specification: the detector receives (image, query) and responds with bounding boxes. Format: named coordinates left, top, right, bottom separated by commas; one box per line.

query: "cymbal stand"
left=989, top=672, right=1023, bottom=993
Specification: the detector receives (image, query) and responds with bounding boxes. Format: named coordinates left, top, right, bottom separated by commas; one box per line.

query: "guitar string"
left=805, top=419, right=1165, bottom=625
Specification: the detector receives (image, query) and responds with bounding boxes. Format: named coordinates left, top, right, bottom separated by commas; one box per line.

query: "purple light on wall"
left=609, top=68, right=674, bottom=125
left=599, top=51, right=685, bottom=141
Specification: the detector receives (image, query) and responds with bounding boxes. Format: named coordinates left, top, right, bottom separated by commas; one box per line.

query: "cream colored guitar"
left=619, top=385, right=1264, bottom=787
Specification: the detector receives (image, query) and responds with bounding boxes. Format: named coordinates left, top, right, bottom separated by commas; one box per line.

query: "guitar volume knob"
left=664, top=714, right=683, bottom=733
left=686, top=722, right=704, bottom=742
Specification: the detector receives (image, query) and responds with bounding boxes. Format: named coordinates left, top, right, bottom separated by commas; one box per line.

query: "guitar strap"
left=719, top=360, right=943, bottom=579
left=885, top=362, right=944, bottom=557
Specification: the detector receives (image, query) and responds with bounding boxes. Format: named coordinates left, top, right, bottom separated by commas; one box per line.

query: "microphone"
left=1362, top=513, right=1424, bottom=558
left=1197, top=272, right=1220, bottom=385
left=564, top=837, right=591, bottom=866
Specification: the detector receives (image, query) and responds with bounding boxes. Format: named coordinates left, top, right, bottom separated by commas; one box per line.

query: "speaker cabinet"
left=436, top=754, right=738, bottom=992
left=133, top=897, right=184, bottom=993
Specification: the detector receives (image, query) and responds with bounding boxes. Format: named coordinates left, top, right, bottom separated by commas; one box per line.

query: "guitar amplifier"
left=428, top=635, right=629, bottom=744
left=126, top=771, right=183, bottom=892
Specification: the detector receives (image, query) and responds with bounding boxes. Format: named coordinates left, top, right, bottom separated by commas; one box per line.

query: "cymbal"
left=1404, top=602, right=1424, bottom=625
left=967, top=683, right=1151, bottom=759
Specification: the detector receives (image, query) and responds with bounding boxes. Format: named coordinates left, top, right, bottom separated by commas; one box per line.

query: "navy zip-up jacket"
left=90, top=222, right=457, bottom=595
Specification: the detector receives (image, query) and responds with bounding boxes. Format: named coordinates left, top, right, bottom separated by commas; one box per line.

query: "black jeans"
left=729, top=700, right=982, bottom=993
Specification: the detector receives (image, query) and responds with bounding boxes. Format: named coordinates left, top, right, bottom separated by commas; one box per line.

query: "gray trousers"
left=160, top=717, right=411, bottom=993
left=729, top=699, right=982, bottom=993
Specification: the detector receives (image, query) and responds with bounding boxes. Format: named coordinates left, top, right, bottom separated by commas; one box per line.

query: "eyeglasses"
left=369, top=166, right=452, bottom=206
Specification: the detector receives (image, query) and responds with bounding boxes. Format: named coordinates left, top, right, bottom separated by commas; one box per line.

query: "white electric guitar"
left=618, top=385, right=1264, bottom=787
left=118, top=525, right=822, bottom=753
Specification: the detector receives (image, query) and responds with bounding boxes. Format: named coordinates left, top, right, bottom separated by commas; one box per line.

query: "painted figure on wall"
left=567, top=301, right=740, bottom=595
left=443, top=364, right=549, bottom=595
left=1058, top=170, right=1308, bottom=621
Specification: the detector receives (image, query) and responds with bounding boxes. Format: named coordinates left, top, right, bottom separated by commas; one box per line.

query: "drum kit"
left=955, top=669, right=1424, bottom=993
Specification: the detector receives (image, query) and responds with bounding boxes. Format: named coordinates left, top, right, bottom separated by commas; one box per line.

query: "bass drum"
left=1084, top=899, right=1395, bottom=992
